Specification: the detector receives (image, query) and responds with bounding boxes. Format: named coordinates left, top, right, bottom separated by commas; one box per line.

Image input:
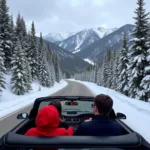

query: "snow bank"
left=0, top=74, right=68, bottom=119
left=72, top=80, right=150, bottom=143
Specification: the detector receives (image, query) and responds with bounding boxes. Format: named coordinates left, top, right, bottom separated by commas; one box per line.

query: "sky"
left=7, top=0, right=150, bottom=36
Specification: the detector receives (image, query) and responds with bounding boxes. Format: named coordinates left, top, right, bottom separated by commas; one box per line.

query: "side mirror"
left=116, top=113, right=126, bottom=119
left=17, top=113, right=28, bottom=119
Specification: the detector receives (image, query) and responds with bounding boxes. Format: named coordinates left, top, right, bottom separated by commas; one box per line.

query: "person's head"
left=49, top=99, right=62, bottom=117
left=36, top=105, right=60, bottom=130
left=93, top=94, right=113, bottom=115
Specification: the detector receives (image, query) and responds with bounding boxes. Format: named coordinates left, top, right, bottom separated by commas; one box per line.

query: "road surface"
left=0, top=80, right=94, bottom=137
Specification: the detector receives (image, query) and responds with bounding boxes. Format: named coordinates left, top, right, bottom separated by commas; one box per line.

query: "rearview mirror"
left=116, top=113, right=126, bottom=119
left=17, top=113, right=28, bottom=119
left=65, top=101, right=78, bottom=106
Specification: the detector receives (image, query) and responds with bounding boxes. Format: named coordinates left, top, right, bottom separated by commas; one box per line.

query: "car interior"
left=14, top=98, right=128, bottom=135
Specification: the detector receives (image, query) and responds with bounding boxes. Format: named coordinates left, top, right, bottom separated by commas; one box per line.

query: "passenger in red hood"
left=25, top=105, right=73, bottom=136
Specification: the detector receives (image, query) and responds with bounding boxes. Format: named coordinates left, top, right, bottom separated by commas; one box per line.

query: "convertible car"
left=0, top=96, right=150, bottom=150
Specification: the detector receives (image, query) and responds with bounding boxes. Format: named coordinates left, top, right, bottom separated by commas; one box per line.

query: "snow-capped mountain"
left=42, top=39, right=90, bottom=74
left=58, top=29, right=100, bottom=53
left=93, top=27, right=117, bottom=38
left=44, top=32, right=75, bottom=43
left=57, top=27, right=117, bottom=53
left=75, top=24, right=134, bottom=61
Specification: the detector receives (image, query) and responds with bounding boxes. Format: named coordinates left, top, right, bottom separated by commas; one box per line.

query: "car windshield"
left=38, top=100, right=94, bottom=112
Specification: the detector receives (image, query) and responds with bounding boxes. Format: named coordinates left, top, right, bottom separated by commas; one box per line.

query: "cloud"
left=7, top=0, right=150, bottom=35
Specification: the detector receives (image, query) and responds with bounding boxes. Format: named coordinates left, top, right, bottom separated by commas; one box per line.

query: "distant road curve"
left=0, top=80, right=94, bottom=137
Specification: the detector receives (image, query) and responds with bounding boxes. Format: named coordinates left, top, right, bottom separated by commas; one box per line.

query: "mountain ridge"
left=75, top=24, right=134, bottom=61
left=54, top=27, right=117, bottom=53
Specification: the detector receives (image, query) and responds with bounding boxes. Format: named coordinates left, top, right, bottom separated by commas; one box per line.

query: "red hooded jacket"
left=25, top=105, right=73, bottom=136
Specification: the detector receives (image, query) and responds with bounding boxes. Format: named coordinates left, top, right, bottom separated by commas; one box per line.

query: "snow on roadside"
left=0, top=74, right=68, bottom=119
left=71, top=80, right=150, bottom=143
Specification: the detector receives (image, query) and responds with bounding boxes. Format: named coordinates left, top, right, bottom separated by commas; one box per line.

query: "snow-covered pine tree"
left=46, top=47, right=55, bottom=86
left=28, top=22, right=38, bottom=80
left=39, top=46, right=51, bottom=87
left=106, top=49, right=112, bottom=88
left=0, top=37, right=6, bottom=93
left=37, top=32, right=43, bottom=80
left=140, top=23, right=150, bottom=101
left=11, top=39, right=27, bottom=95
left=109, top=51, right=114, bottom=89
left=91, top=67, right=95, bottom=83
left=97, top=61, right=103, bottom=86
left=117, top=33, right=129, bottom=96
left=10, top=15, right=15, bottom=57
left=0, top=0, right=12, bottom=69
left=102, top=55, right=108, bottom=87
left=53, top=54, right=60, bottom=83
left=15, top=16, right=32, bottom=92
left=25, top=60, right=32, bottom=92
left=50, top=64, right=56, bottom=86
left=111, top=51, right=119, bottom=90
left=128, top=0, right=149, bottom=100
left=94, top=64, right=98, bottom=83
left=14, top=14, right=22, bottom=41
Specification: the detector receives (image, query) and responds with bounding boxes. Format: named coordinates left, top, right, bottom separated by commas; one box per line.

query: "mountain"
left=42, top=39, right=90, bottom=75
left=75, top=24, right=134, bottom=61
left=57, top=27, right=117, bottom=53
left=44, top=32, right=75, bottom=43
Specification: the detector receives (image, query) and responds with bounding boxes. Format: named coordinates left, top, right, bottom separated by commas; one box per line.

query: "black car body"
left=0, top=96, right=150, bottom=150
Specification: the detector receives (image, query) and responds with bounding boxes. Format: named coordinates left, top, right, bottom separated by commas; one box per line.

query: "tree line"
left=74, top=0, right=150, bottom=102
left=0, top=0, right=62, bottom=95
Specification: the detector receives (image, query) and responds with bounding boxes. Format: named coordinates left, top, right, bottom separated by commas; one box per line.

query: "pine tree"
left=28, top=22, right=38, bottom=80
left=53, top=54, right=60, bottom=83
left=0, top=40, right=6, bottom=93
left=106, top=49, right=112, bottom=88
left=25, top=60, right=32, bottom=92
left=140, top=24, right=150, bottom=101
left=112, top=51, right=120, bottom=90
left=0, top=0, right=12, bottom=69
left=117, top=33, right=129, bottom=96
left=39, top=46, right=50, bottom=87
left=11, top=40, right=27, bottom=95
left=10, top=15, right=15, bottom=56
left=128, top=0, right=149, bottom=100
left=37, top=33, right=43, bottom=80
left=15, top=16, right=32, bottom=92
left=97, top=61, right=103, bottom=86
left=94, top=64, right=98, bottom=83
left=50, top=64, right=56, bottom=86
left=14, top=14, right=22, bottom=42
left=108, top=51, right=114, bottom=89
left=102, top=55, right=108, bottom=87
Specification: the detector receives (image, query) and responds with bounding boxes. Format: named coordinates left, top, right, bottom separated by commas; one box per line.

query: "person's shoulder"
left=56, top=127, right=74, bottom=136
left=110, top=120, right=124, bottom=130
left=25, top=128, right=37, bottom=136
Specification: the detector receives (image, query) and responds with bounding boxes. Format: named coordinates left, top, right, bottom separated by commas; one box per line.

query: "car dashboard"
left=62, top=110, right=94, bottom=130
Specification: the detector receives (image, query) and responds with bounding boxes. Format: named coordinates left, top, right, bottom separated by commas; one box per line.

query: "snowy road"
left=0, top=80, right=94, bottom=137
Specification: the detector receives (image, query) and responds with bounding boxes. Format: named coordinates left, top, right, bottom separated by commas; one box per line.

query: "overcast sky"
left=7, top=0, right=150, bottom=36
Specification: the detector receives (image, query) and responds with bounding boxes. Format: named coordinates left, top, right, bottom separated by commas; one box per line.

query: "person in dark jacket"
left=25, top=105, right=73, bottom=136
left=74, top=94, right=124, bottom=136
left=49, top=99, right=69, bottom=129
